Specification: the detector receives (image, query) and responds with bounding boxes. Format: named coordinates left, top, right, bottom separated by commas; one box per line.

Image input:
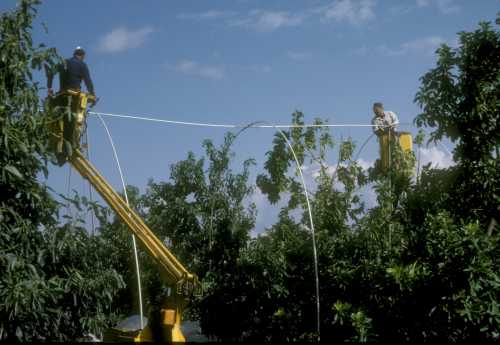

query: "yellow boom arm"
left=71, top=150, right=198, bottom=291
left=47, top=90, right=200, bottom=342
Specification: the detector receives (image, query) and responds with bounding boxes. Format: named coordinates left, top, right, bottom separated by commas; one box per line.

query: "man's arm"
left=389, top=111, right=399, bottom=129
left=82, top=63, right=95, bottom=96
left=46, top=62, right=65, bottom=96
left=372, top=117, right=383, bottom=134
left=45, top=63, right=57, bottom=95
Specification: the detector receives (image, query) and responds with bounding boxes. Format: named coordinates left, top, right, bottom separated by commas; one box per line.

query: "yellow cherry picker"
left=46, top=90, right=201, bottom=342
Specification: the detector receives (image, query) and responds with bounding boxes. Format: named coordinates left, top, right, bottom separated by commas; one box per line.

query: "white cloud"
left=357, top=158, right=374, bottom=171
left=249, top=187, right=291, bottom=237
left=307, top=158, right=373, bottom=179
left=418, top=146, right=455, bottom=169
left=250, top=188, right=269, bottom=237
left=177, top=10, right=237, bottom=20
left=309, top=163, right=333, bottom=179
left=97, top=26, right=154, bottom=54
left=321, top=0, right=376, bottom=25
left=286, top=51, right=313, bottom=61
left=379, top=36, right=446, bottom=57
left=229, top=9, right=304, bottom=32
left=360, top=183, right=378, bottom=209
left=167, top=60, right=225, bottom=80
left=179, top=8, right=304, bottom=32
left=416, top=0, right=460, bottom=14
left=178, top=1, right=378, bottom=32
left=402, top=36, right=446, bottom=54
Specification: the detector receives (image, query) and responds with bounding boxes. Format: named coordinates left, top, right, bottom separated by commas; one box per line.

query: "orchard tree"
left=201, top=111, right=371, bottom=342
left=414, top=20, right=499, bottom=224
left=0, top=1, right=125, bottom=340
left=97, top=133, right=257, bottom=325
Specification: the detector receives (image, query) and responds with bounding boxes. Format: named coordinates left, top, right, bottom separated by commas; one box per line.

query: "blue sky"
left=2, top=0, right=498, bottom=234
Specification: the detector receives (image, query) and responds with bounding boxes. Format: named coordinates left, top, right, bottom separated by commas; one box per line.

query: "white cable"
left=275, top=127, right=321, bottom=342
left=85, top=129, right=96, bottom=236
left=89, top=111, right=409, bottom=129
left=94, top=113, right=145, bottom=330
left=419, top=128, right=454, bottom=157
left=66, top=164, right=73, bottom=221
left=86, top=108, right=418, bottom=340
left=437, top=141, right=453, bottom=157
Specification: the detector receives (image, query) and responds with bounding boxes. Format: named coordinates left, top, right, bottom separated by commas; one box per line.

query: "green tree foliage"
left=97, top=133, right=256, bottom=326
left=0, top=1, right=124, bottom=340
left=194, top=112, right=370, bottom=341
left=94, top=186, right=149, bottom=316
left=107, top=101, right=494, bottom=343
left=145, top=134, right=256, bottom=278
left=95, top=15, right=498, bottom=343
left=2, top=1, right=498, bottom=342
left=222, top=19, right=498, bottom=342
left=207, top=118, right=497, bottom=342
left=414, top=21, right=500, bottom=224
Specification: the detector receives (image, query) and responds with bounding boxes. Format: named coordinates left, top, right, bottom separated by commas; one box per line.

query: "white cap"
left=74, top=46, right=85, bottom=55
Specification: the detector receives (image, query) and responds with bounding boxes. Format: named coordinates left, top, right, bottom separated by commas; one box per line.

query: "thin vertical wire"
left=388, top=133, right=392, bottom=252
left=276, top=128, right=321, bottom=342
left=66, top=164, right=73, bottom=221
left=94, top=114, right=145, bottom=330
left=417, top=142, right=422, bottom=184
left=85, top=128, right=96, bottom=235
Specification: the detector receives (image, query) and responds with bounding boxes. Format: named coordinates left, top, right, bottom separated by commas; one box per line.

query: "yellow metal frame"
left=398, top=132, right=413, bottom=152
left=378, top=131, right=413, bottom=173
left=46, top=89, right=94, bottom=165
left=46, top=91, right=201, bottom=342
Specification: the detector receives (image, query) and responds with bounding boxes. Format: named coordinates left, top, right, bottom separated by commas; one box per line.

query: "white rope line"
left=276, top=129, right=321, bottom=341
left=89, top=111, right=410, bottom=129
left=95, top=113, right=145, bottom=331
left=436, top=141, right=453, bottom=157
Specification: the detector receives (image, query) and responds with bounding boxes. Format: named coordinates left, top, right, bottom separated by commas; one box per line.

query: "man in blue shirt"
left=45, top=47, right=96, bottom=164
left=47, top=46, right=95, bottom=97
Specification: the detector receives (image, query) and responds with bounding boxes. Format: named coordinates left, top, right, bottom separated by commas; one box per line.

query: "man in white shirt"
left=371, top=102, right=399, bottom=135
left=371, top=102, right=399, bottom=173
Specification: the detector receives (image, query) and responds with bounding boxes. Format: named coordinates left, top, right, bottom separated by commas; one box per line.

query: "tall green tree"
left=97, top=133, right=256, bottom=327
left=198, top=112, right=371, bottom=342
left=0, top=1, right=124, bottom=340
left=188, top=28, right=500, bottom=339
left=414, top=20, right=500, bottom=224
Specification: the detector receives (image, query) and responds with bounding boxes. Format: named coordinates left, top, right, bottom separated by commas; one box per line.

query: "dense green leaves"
left=187, top=18, right=499, bottom=343
left=414, top=22, right=499, bottom=159
left=414, top=21, right=500, bottom=225
left=95, top=133, right=257, bottom=326
left=1, top=1, right=125, bottom=341
left=1, top=1, right=498, bottom=343
left=93, top=29, right=498, bottom=339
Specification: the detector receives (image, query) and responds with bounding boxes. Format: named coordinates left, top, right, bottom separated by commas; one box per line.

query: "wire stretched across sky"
left=87, top=110, right=454, bottom=160
left=88, top=111, right=412, bottom=129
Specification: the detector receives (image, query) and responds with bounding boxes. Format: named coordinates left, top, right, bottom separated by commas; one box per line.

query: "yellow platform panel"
left=377, top=131, right=414, bottom=173
left=398, top=132, right=413, bottom=152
